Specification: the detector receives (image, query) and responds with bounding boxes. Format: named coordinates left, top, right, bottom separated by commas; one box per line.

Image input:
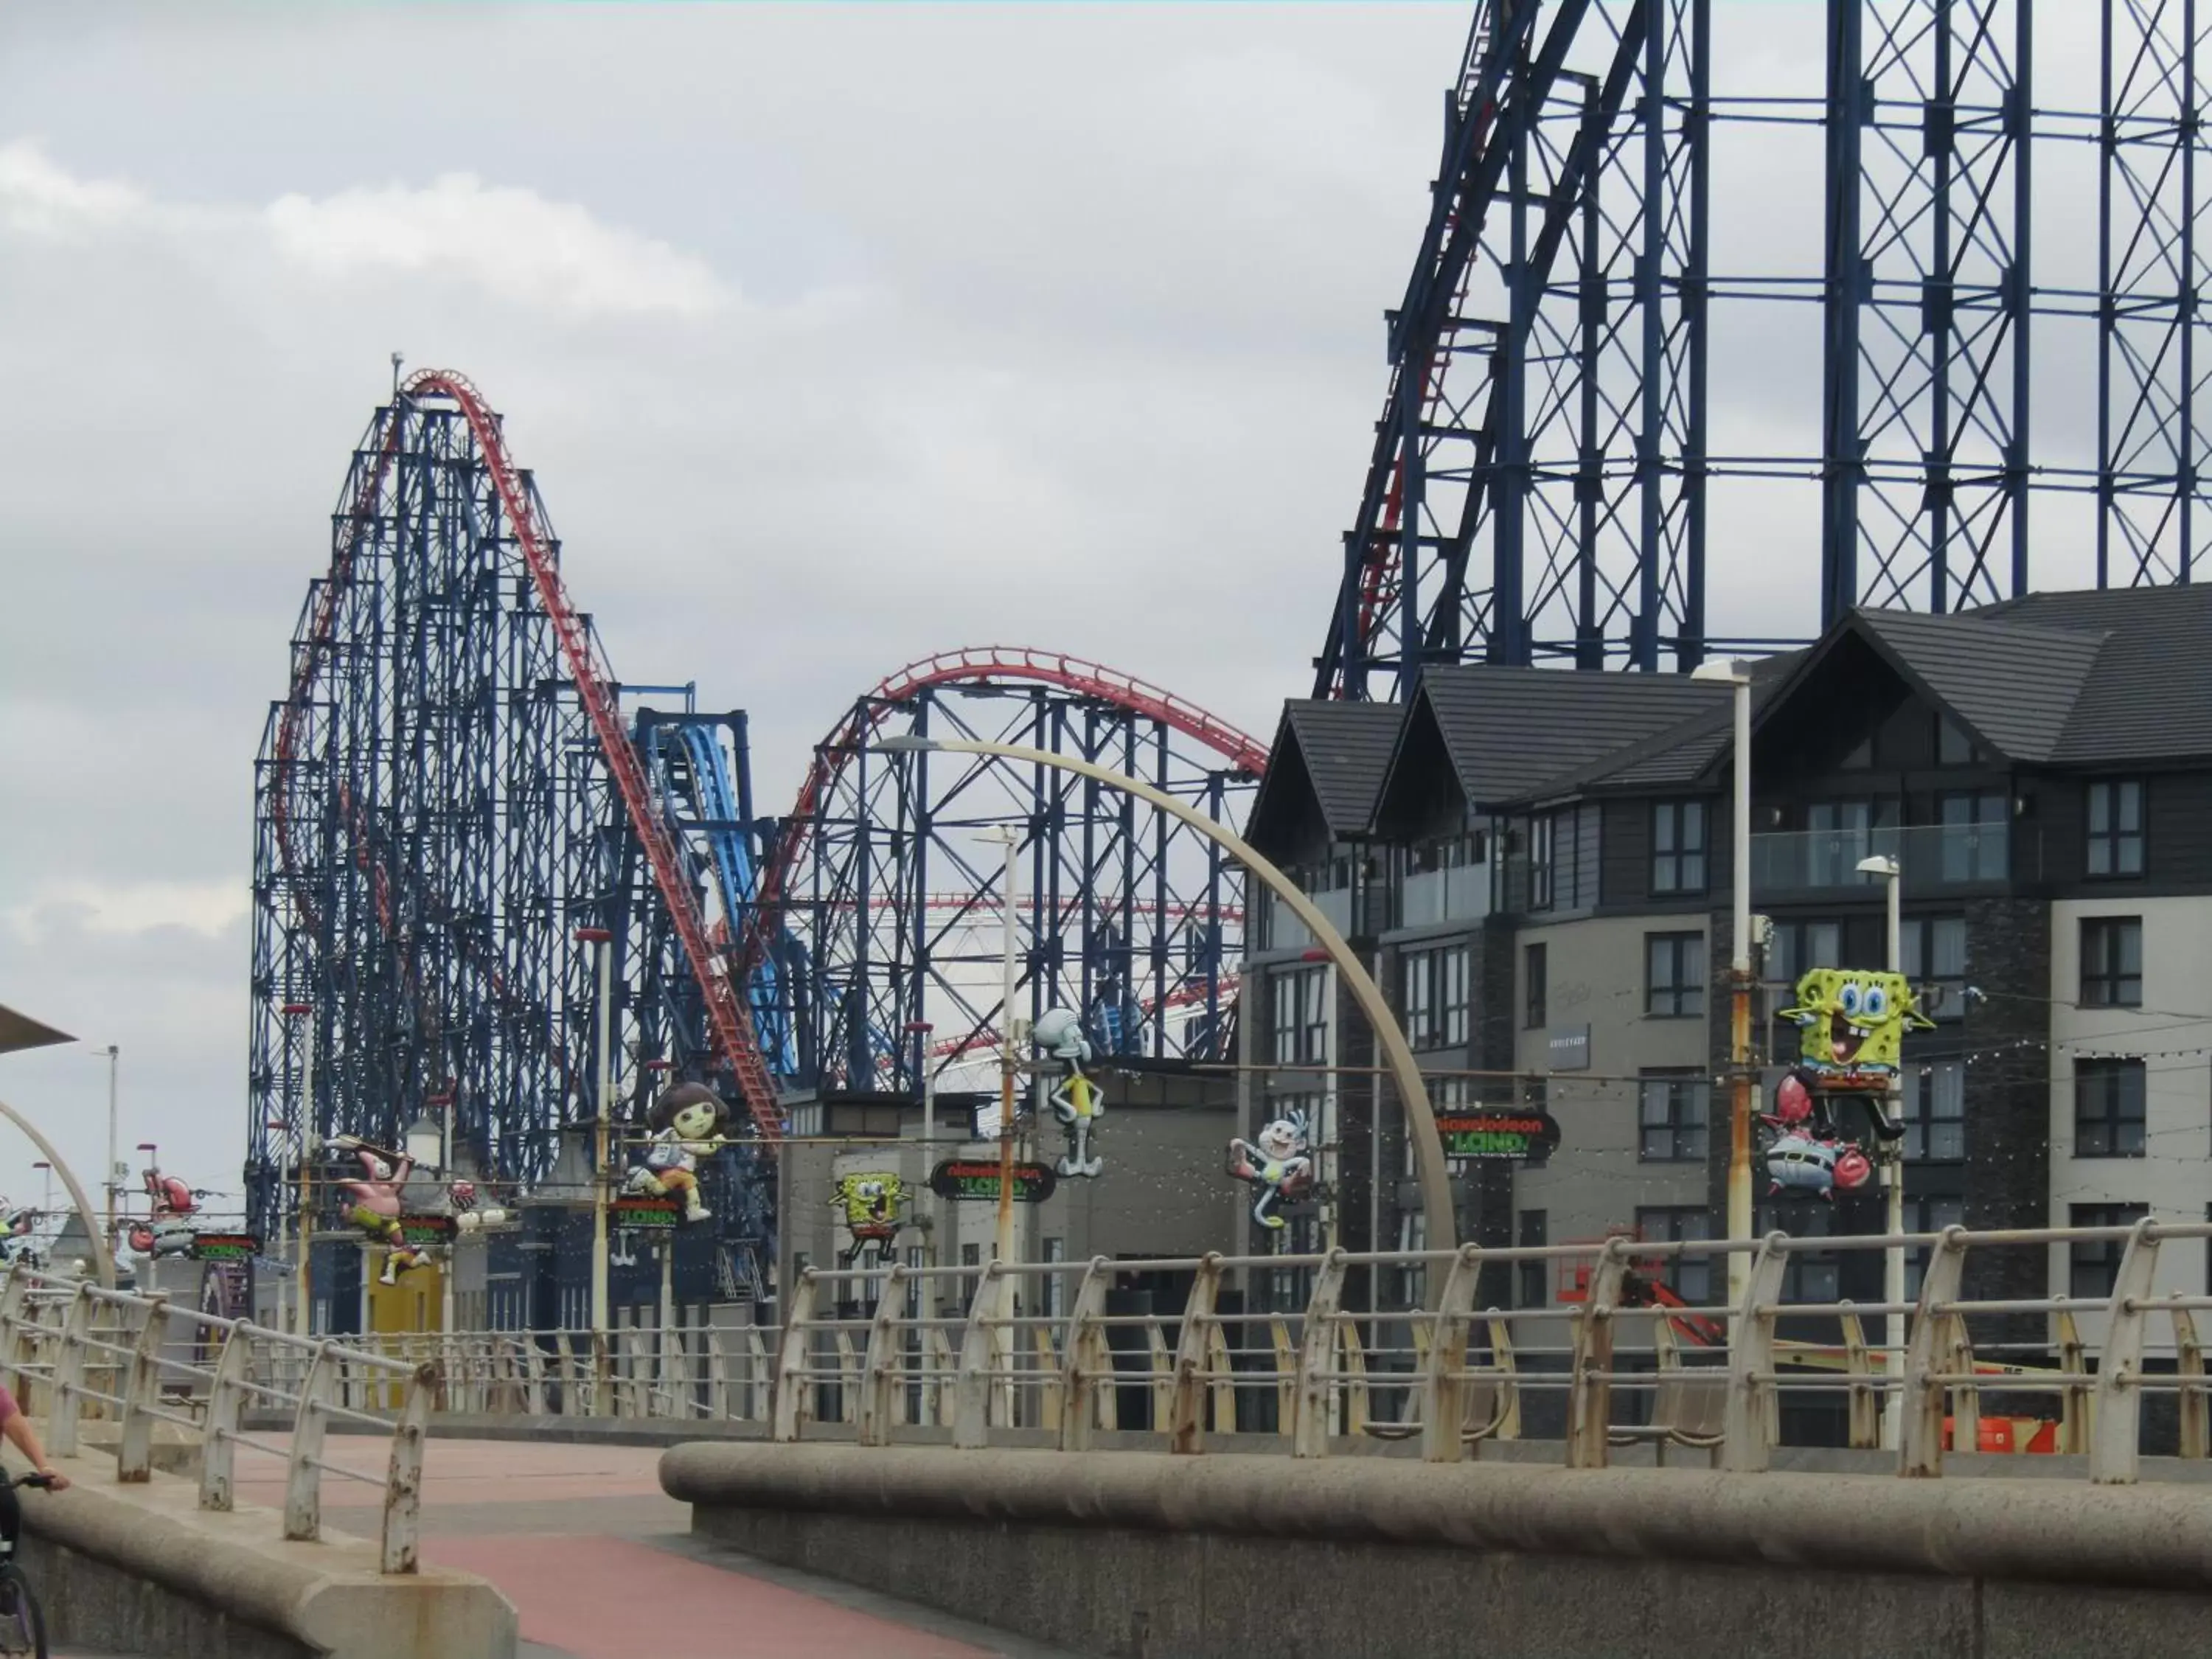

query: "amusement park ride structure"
left=248, top=0, right=2212, bottom=1279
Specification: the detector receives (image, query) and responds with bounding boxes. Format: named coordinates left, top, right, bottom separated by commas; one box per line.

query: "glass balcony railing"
left=1750, top=823, right=2025, bottom=896
left=1397, top=865, right=1492, bottom=930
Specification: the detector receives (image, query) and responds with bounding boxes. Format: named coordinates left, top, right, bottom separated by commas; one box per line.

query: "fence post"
left=115, top=1295, right=170, bottom=1482
left=1422, top=1245, right=1483, bottom=1464
left=0, top=1268, right=32, bottom=1394
left=1567, top=1239, right=1628, bottom=1470
left=1899, top=1225, right=1969, bottom=1478
left=285, top=1343, right=338, bottom=1543
left=858, top=1266, right=908, bottom=1447
left=380, top=1360, right=433, bottom=1573
left=200, top=1325, right=254, bottom=1512
left=1290, top=1251, right=1347, bottom=1459
left=2174, top=1307, right=2207, bottom=1461
left=45, top=1285, right=94, bottom=1458
left=706, top=1326, right=731, bottom=1420
left=2090, top=1219, right=2161, bottom=1484
left=2056, top=1305, right=2090, bottom=1455
left=770, top=1271, right=819, bottom=1442
left=953, top=1263, right=1012, bottom=1450
left=1059, top=1258, right=1113, bottom=1452
left=1168, top=1254, right=1224, bottom=1453
left=1720, top=1235, right=1787, bottom=1472
left=1838, top=1307, right=1879, bottom=1450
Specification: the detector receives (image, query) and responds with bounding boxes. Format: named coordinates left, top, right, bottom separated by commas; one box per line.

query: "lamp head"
left=873, top=734, right=941, bottom=755
left=1690, top=658, right=1750, bottom=685
left=1854, top=855, right=1900, bottom=878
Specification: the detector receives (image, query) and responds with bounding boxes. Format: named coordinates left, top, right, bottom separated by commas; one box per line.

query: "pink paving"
left=431, top=1534, right=992, bottom=1659
left=229, top=1436, right=1017, bottom=1659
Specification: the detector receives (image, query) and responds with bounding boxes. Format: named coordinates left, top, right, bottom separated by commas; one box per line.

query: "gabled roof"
left=1245, top=700, right=1404, bottom=852
left=1526, top=650, right=1805, bottom=800
left=1413, top=664, right=1733, bottom=809
left=1973, top=585, right=2212, bottom=763
left=1850, top=608, right=2107, bottom=763
left=0, top=1003, right=73, bottom=1057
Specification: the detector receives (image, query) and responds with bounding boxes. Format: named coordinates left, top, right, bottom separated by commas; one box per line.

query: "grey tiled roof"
left=1851, top=608, right=2107, bottom=763
left=1972, top=585, right=2212, bottom=763
left=1416, top=665, right=1734, bottom=807
left=1250, top=700, right=1405, bottom=841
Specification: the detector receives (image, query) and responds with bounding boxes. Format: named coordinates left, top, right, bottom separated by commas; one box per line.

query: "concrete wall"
left=665, top=1442, right=2212, bottom=1659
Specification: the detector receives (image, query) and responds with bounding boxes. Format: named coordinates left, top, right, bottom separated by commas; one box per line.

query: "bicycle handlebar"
left=5, top=1475, right=53, bottom=1492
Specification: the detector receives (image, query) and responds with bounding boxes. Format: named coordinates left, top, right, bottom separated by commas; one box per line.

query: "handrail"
left=0, top=1263, right=433, bottom=1573
left=276, top=1220, right=2212, bottom=1486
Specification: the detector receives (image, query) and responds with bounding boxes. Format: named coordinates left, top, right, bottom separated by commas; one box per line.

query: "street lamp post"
left=576, top=926, right=616, bottom=1354
left=873, top=734, right=1455, bottom=1292
left=96, top=1046, right=119, bottom=1245
left=986, top=827, right=1022, bottom=1269
left=1692, top=658, right=1758, bottom=1304
left=1857, top=852, right=1905, bottom=1448
left=282, top=1001, right=316, bottom=1335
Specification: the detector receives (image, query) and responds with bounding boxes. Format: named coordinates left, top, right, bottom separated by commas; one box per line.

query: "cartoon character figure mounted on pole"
left=127, top=1159, right=202, bottom=1259
left=0, top=1204, right=38, bottom=1271
left=1031, top=1008, right=1103, bottom=1179
left=622, top=1081, right=730, bottom=1222
left=1761, top=967, right=1933, bottom=1200
left=830, top=1172, right=907, bottom=1263
left=328, top=1135, right=426, bottom=1285
left=1226, top=1109, right=1314, bottom=1231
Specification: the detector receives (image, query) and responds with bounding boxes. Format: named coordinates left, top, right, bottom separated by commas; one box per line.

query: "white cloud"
left=7, top=880, right=248, bottom=940
left=0, top=139, right=142, bottom=237
left=264, top=173, right=728, bottom=319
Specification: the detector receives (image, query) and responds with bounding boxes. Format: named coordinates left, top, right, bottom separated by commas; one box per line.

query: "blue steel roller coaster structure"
left=1318, top=0, right=2212, bottom=697
left=246, top=377, right=1262, bottom=1274
left=251, top=0, right=2212, bottom=1284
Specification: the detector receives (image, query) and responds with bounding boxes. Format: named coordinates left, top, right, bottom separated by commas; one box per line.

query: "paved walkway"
left=229, top=1437, right=1074, bottom=1659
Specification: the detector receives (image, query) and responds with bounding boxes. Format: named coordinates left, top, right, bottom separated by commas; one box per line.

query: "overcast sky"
left=0, top=1, right=2140, bottom=1231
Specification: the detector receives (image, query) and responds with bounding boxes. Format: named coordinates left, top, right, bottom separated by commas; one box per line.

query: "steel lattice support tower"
left=2099, top=0, right=2212, bottom=585
left=1317, top=0, right=2212, bottom=697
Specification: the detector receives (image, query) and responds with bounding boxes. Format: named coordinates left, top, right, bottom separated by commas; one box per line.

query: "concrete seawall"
left=661, top=1443, right=2212, bottom=1658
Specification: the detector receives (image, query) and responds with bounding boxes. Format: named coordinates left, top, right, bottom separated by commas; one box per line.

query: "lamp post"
left=94, top=1045, right=119, bottom=1245
left=282, top=1001, right=316, bottom=1335
left=1692, top=658, right=1758, bottom=1304
left=576, top=926, right=616, bottom=1350
left=1857, top=852, right=1905, bottom=1448
left=904, top=1020, right=938, bottom=1314
left=984, top=827, right=1023, bottom=1269
left=872, top=734, right=1455, bottom=1291
left=30, top=1164, right=49, bottom=1222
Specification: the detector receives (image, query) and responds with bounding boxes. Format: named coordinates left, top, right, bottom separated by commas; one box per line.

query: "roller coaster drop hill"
left=246, top=370, right=1265, bottom=1270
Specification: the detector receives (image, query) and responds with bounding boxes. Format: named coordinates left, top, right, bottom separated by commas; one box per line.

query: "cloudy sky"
left=0, top=1, right=2131, bottom=1228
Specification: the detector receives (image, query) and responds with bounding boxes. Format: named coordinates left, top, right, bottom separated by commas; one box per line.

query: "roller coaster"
left=248, top=0, right=2212, bottom=1282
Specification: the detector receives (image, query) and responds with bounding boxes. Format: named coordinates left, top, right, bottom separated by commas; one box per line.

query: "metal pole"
left=296, top=1010, right=315, bottom=1334
left=1882, top=863, right=1905, bottom=1449
left=441, top=1094, right=456, bottom=1338
left=582, top=928, right=614, bottom=1346
left=102, top=1046, right=118, bottom=1245
left=1722, top=672, right=1755, bottom=1304
left=994, top=830, right=1020, bottom=1267
left=874, top=734, right=1455, bottom=1301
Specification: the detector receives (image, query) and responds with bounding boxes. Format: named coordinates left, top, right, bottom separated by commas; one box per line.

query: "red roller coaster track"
left=271, top=370, right=782, bottom=1142
left=734, top=646, right=1270, bottom=987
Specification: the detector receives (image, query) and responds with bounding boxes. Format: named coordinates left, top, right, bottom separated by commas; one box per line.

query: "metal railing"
left=0, top=1265, right=435, bottom=1572
left=299, top=1220, right=2212, bottom=1487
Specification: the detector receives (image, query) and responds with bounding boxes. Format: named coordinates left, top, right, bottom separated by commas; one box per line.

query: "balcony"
left=1750, top=823, right=2032, bottom=898
left=1397, top=863, right=1492, bottom=931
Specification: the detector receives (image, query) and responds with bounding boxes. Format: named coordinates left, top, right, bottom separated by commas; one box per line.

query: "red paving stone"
left=431, top=1534, right=992, bottom=1659
left=232, top=1436, right=1019, bottom=1658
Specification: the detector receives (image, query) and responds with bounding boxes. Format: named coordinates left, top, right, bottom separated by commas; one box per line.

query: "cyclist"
left=0, top=1385, right=66, bottom=1552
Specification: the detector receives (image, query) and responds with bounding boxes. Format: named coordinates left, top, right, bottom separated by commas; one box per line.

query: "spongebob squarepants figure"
left=1777, top=967, right=1935, bottom=1089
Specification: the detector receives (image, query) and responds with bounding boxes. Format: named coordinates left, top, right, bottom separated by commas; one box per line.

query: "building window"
left=1899, top=1062, right=1965, bottom=1161
left=1401, top=945, right=1469, bottom=1050
left=1938, top=790, right=2007, bottom=882
left=1634, top=1207, right=1712, bottom=1306
left=1900, top=916, right=1966, bottom=1021
left=1904, top=1197, right=1965, bottom=1297
left=1271, top=966, right=1328, bottom=1065
left=1805, top=799, right=1893, bottom=886
left=2068, top=1203, right=2149, bottom=1299
left=1652, top=800, right=1708, bottom=895
left=2074, top=1058, right=2147, bottom=1158
left=1529, top=813, right=1556, bottom=911
left=1646, top=931, right=1705, bottom=1018
left=2081, top=917, right=2143, bottom=1009
left=1767, top=918, right=1843, bottom=993
left=2087, top=780, right=2146, bottom=878
left=1524, top=942, right=1547, bottom=1029
left=1936, top=715, right=1980, bottom=766
left=1638, top=1071, right=1710, bottom=1162
left=1515, top=1211, right=1548, bottom=1309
